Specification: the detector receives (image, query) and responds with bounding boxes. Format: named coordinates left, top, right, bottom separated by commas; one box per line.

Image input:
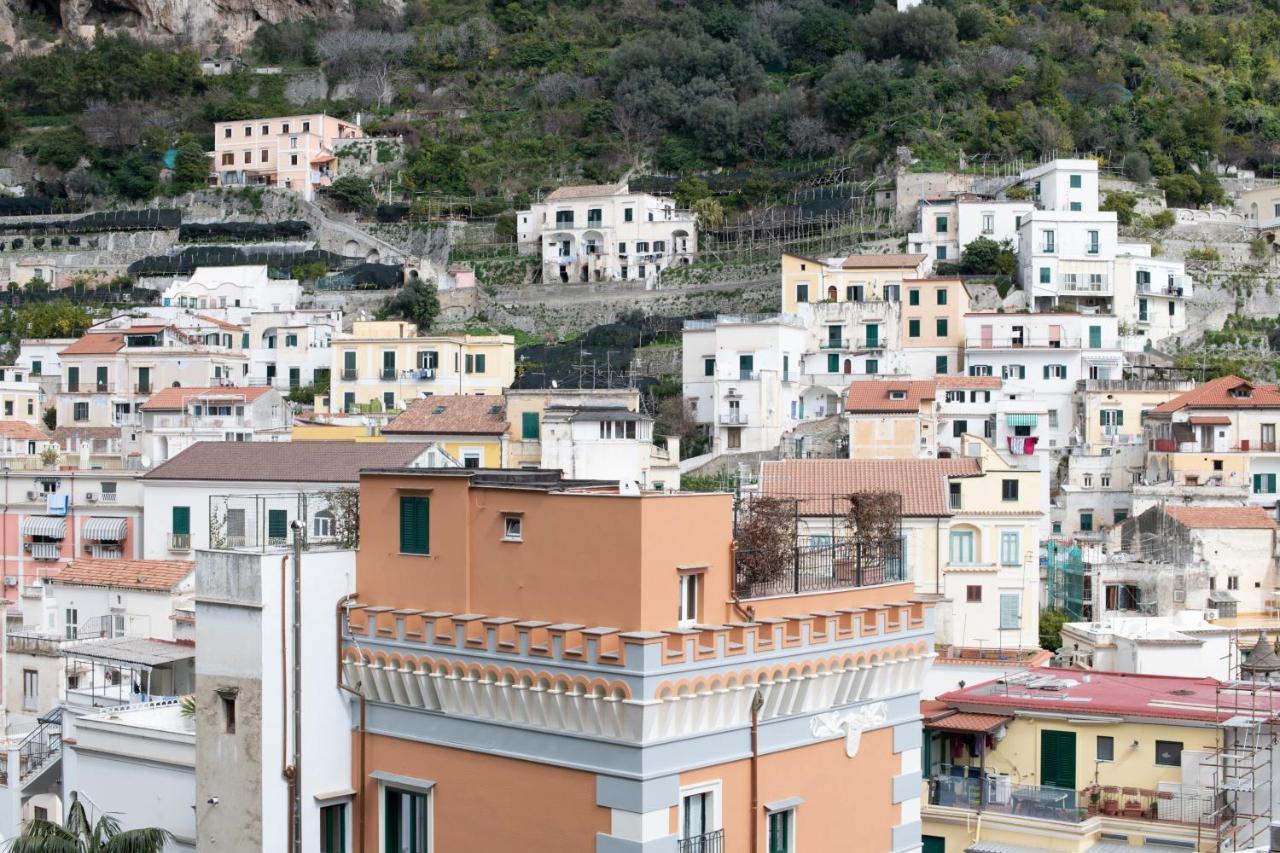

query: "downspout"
left=291, top=522, right=304, bottom=853
left=750, top=690, right=763, bottom=853
left=280, top=554, right=296, bottom=853
left=935, top=517, right=942, bottom=595
left=336, top=594, right=366, bottom=853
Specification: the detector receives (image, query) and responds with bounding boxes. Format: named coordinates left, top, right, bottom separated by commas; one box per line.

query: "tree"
left=171, top=139, right=211, bottom=192
left=14, top=300, right=93, bottom=338
left=24, top=127, right=88, bottom=172
left=328, top=176, right=376, bottom=213
left=10, top=797, right=172, bottom=852
left=383, top=279, right=440, bottom=331
left=1039, top=608, right=1069, bottom=652
left=654, top=394, right=706, bottom=458
left=958, top=237, right=1014, bottom=275
left=42, top=407, right=56, bottom=431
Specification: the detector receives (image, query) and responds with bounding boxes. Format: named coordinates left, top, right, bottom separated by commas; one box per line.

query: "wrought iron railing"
left=734, top=536, right=907, bottom=599
left=677, top=830, right=724, bottom=853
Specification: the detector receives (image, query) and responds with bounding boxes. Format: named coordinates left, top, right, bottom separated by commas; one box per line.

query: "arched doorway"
left=843, top=358, right=852, bottom=375
left=827, top=286, right=838, bottom=301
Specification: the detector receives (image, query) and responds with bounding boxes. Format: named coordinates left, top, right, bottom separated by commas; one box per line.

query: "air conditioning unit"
left=1205, top=609, right=1220, bottom=621
left=85, top=492, right=98, bottom=502
left=3, top=576, right=16, bottom=587
left=25, top=490, right=37, bottom=501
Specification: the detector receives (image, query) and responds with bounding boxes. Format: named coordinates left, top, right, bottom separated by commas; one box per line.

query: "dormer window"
left=1230, top=384, right=1254, bottom=399
left=889, top=390, right=907, bottom=400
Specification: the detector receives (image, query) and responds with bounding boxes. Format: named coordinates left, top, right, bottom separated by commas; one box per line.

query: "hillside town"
left=3, top=69, right=1280, bottom=853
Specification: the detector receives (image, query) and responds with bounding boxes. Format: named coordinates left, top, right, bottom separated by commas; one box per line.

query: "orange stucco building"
left=339, top=468, right=934, bottom=852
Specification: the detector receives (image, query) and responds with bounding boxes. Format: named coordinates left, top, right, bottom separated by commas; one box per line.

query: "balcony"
left=719, top=412, right=748, bottom=425
left=820, top=339, right=845, bottom=350
left=720, top=370, right=760, bottom=381
left=112, top=413, right=139, bottom=427
left=380, top=368, right=398, bottom=380
left=169, top=533, right=191, bottom=552
left=341, top=369, right=358, bottom=381
left=402, top=368, right=436, bottom=382
left=1138, top=280, right=1189, bottom=297
left=1150, top=438, right=1178, bottom=452
left=965, top=336, right=1080, bottom=350
left=1059, top=274, right=1110, bottom=294
left=31, top=542, right=60, bottom=560
left=734, top=536, right=907, bottom=599
left=677, top=831, right=723, bottom=853
left=134, top=384, right=152, bottom=395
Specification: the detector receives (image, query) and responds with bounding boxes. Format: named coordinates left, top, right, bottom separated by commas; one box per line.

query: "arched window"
left=313, top=510, right=335, bottom=539
left=827, top=285, right=838, bottom=301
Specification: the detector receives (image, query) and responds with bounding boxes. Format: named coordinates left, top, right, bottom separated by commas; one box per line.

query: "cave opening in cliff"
left=24, top=0, right=62, bottom=31
left=83, top=0, right=144, bottom=28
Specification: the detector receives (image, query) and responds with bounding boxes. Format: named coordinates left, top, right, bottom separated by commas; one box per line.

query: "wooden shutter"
left=399, top=496, right=429, bottom=554
left=522, top=412, right=539, bottom=440
left=172, top=506, right=190, bottom=535
left=268, top=509, right=288, bottom=541
left=1000, top=593, right=1020, bottom=629
left=1040, top=729, right=1077, bottom=790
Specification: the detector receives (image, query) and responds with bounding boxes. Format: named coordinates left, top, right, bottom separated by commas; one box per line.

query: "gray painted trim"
left=891, top=819, right=922, bottom=852
left=892, top=771, right=922, bottom=804
left=369, top=770, right=435, bottom=792
left=596, top=775, right=679, bottom=812
left=596, top=835, right=678, bottom=853
left=763, top=796, right=804, bottom=812
left=893, top=721, right=922, bottom=753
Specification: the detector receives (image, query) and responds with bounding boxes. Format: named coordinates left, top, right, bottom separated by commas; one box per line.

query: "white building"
left=137, top=386, right=291, bottom=465
left=14, top=338, right=74, bottom=394
left=907, top=194, right=1033, bottom=265
left=681, top=314, right=807, bottom=455
left=539, top=405, right=680, bottom=490
left=1113, top=242, right=1193, bottom=345
left=159, top=266, right=301, bottom=321
left=61, top=700, right=195, bottom=851
left=139, top=441, right=435, bottom=559
left=248, top=309, right=337, bottom=391
left=1057, top=612, right=1234, bottom=680
left=517, top=183, right=697, bottom=284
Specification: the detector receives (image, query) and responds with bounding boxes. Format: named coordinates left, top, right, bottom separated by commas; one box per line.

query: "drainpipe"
left=935, top=517, right=942, bottom=595
left=291, top=522, right=304, bottom=853
left=280, top=554, right=295, bottom=853
left=750, top=690, right=763, bottom=853
left=336, top=594, right=366, bottom=853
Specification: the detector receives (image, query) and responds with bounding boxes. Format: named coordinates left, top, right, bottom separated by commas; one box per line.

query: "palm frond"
left=5, top=823, right=81, bottom=853
left=88, top=814, right=121, bottom=850
left=101, top=828, right=173, bottom=853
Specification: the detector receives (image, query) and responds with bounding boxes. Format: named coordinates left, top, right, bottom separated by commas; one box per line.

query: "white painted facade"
left=539, top=407, right=680, bottom=490
left=248, top=309, right=337, bottom=391
left=681, top=315, right=808, bottom=455
left=1058, top=613, right=1232, bottom=680
left=14, top=339, right=74, bottom=385
left=159, top=266, right=301, bottom=321
left=517, top=185, right=698, bottom=284
left=138, top=388, right=292, bottom=465
left=908, top=197, right=1033, bottom=265
left=1113, top=242, right=1192, bottom=346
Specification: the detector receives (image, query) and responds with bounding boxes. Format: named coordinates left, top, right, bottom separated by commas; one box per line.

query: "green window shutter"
left=935, top=356, right=947, bottom=374
left=1043, top=365, right=1051, bottom=380
left=1040, top=729, right=1077, bottom=789
left=172, top=506, right=190, bottom=535
left=909, top=319, right=920, bottom=337
left=399, top=496, right=430, bottom=555
left=827, top=353, right=838, bottom=372
left=1116, top=409, right=1124, bottom=425
left=1089, top=325, right=1102, bottom=348
left=344, top=351, right=356, bottom=370
left=521, top=411, right=539, bottom=440
left=1000, top=593, right=1020, bottom=629
left=1255, top=474, right=1263, bottom=495
left=936, top=319, right=948, bottom=337
left=476, top=354, right=486, bottom=373
left=937, top=288, right=948, bottom=305
left=909, top=289, right=920, bottom=306
left=268, top=509, right=288, bottom=541
left=241, top=333, right=249, bottom=348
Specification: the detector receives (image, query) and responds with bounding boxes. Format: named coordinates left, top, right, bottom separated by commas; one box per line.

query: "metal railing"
left=719, top=412, right=748, bottom=425
left=169, top=533, right=191, bottom=551
left=380, top=368, right=398, bottom=380
left=966, top=337, right=1081, bottom=349
left=31, top=542, right=60, bottom=560
left=677, top=830, right=724, bottom=853
left=341, top=369, right=358, bottom=380
left=734, top=536, right=907, bottom=599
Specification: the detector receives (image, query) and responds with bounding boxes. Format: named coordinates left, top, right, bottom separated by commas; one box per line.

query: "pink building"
left=209, top=114, right=364, bottom=200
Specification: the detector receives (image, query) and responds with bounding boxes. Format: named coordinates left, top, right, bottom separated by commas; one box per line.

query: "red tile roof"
left=924, top=711, right=1013, bottom=733
left=141, top=386, right=275, bottom=411
left=383, top=395, right=507, bottom=435
left=545, top=183, right=622, bottom=201
left=194, top=314, right=243, bottom=331
left=844, top=379, right=936, bottom=413
left=840, top=253, right=927, bottom=269
left=1163, top=505, right=1280, bottom=530
left=938, top=669, right=1251, bottom=723
left=1149, top=375, right=1280, bottom=414
left=937, top=376, right=1003, bottom=390
left=60, top=333, right=125, bottom=355
left=57, top=558, right=192, bottom=591
left=759, top=458, right=982, bottom=516
left=0, top=421, right=46, bottom=440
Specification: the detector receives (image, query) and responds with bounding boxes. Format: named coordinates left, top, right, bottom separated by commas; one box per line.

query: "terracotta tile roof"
left=924, top=711, right=1012, bottom=733
left=60, top=333, right=125, bottom=355
left=0, top=421, right=46, bottom=440
left=51, top=426, right=121, bottom=444
left=839, top=253, right=927, bottom=270
left=142, top=440, right=432, bottom=482
left=383, top=395, right=507, bottom=435
left=844, top=379, right=936, bottom=413
left=759, top=458, right=982, bottom=516
left=937, top=376, right=1003, bottom=389
left=545, top=183, right=623, bottom=201
left=57, top=558, right=192, bottom=591
left=1149, top=375, right=1280, bottom=414
left=194, top=314, right=243, bottom=331
left=1163, top=505, right=1280, bottom=530
left=1189, top=415, right=1231, bottom=425
left=141, top=386, right=275, bottom=411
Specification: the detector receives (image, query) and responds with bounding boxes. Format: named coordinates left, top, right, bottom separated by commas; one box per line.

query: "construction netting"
left=1043, top=539, right=1086, bottom=620
left=0, top=208, right=181, bottom=235
left=0, top=197, right=84, bottom=217
left=179, top=220, right=311, bottom=242
left=128, top=247, right=354, bottom=277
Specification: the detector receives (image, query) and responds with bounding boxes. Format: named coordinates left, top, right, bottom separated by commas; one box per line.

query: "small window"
left=936, top=288, right=948, bottom=306
left=678, top=573, right=700, bottom=626
left=399, top=496, right=430, bottom=555
left=796, top=284, right=808, bottom=303
left=936, top=319, right=948, bottom=337
left=704, top=357, right=715, bottom=377
left=966, top=585, right=982, bottom=603
left=1097, top=735, right=1114, bottom=762
left=909, top=289, right=920, bottom=306
left=1070, top=173, right=1083, bottom=188
left=503, top=515, right=523, bottom=542
left=767, top=808, right=794, bottom=853
left=1155, top=740, right=1183, bottom=767
left=1228, top=576, right=1240, bottom=591
left=222, top=694, right=236, bottom=733
left=1001, top=479, right=1019, bottom=501
left=908, top=319, right=920, bottom=338
left=320, top=803, right=346, bottom=853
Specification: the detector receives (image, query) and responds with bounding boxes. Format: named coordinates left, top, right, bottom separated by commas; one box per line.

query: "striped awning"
left=1006, top=413, right=1039, bottom=427
left=83, top=517, right=127, bottom=541
left=21, top=516, right=66, bottom=538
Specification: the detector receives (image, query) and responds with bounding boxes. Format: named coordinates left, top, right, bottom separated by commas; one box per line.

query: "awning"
left=1006, top=414, right=1039, bottom=427
left=1190, top=415, right=1231, bottom=425
left=21, top=516, right=66, bottom=538
left=1209, top=590, right=1238, bottom=603
left=925, top=712, right=1012, bottom=734
left=82, top=517, right=127, bottom=541
left=310, top=154, right=336, bottom=163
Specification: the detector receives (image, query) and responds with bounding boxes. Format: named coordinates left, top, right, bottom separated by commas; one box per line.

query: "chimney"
left=666, top=436, right=679, bottom=462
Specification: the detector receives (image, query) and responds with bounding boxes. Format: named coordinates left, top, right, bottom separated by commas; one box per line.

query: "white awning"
left=21, top=516, right=65, bottom=538
left=83, top=517, right=127, bottom=541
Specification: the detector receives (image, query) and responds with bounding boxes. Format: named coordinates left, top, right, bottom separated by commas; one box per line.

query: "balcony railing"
left=134, top=384, right=152, bottom=395
left=734, top=536, right=906, bottom=599
left=677, top=830, right=723, bottom=853
left=31, top=542, right=60, bottom=561
left=341, top=369, right=358, bottom=381
left=719, top=412, right=748, bottom=425
left=380, top=368, right=398, bottom=380
left=1150, top=438, right=1178, bottom=452
left=1138, top=281, right=1189, bottom=297
left=965, top=337, right=1080, bottom=349
left=169, top=533, right=191, bottom=551
left=820, top=339, right=845, bottom=350
left=1059, top=274, right=1110, bottom=293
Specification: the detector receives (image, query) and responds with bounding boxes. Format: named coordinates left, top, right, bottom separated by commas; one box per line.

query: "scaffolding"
left=1044, top=539, right=1087, bottom=620
left=1204, top=676, right=1278, bottom=851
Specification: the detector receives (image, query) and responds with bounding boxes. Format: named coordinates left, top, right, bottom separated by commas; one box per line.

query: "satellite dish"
left=139, top=455, right=152, bottom=468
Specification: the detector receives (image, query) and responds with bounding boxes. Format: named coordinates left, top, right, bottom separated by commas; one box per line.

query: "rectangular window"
left=1228, top=576, right=1240, bottom=591
left=503, top=515, right=523, bottom=542
left=1080, top=511, right=1094, bottom=532
left=1156, top=740, right=1183, bottom=767
left=624, top=208, right=634, bottom=223
left=796, top=284, right=808, bottom=303
left=935, top=319, right=948, bottom=337
left=965, top=584, right=981, bottom=603
left=935, top=215, right=949, bottom=234
left=982, top=213, right=994, bottom=234
left=321, top=804, right=346, bottom=853
left=678, top=573, right=700, bottom=626
left=1039, top=267, right=1051, bottom=284
left=935, top=355, right=947, bottom=374
left=1253, top=474, right=1277, bottom=494
left=1070, top=201, right=1082, bottom=211
left=222, top=694, right=236, bottom=733
left=22, top=669, right=37, bottom=711
left=950, top=530, right=975, bottom=564
left=703, top=357, right=715, bottom=377
left=1089, top=325, right=1102, bottom=348
left=1097, top=735, right=1114, bottom=762
left=1002, top=479, right=1019, bottom=501
left=521, top=411, right=539, bottom=440
left=865, top=359, right=878, bottom=374
left=936, top=246, right=947, bottom=260
left=399, top=496, right=430, bottom=555
left=908, top=319, right=920, bottom=338
left=827, top=353, right=839, bottom=373
left=952, top=419, right=968, bottom=438
left=999, top=593, right=1020, bottom=629
left=909, top=289, right=920, bottom=306
left=1000, top=531, right=1020, bottom=566
left=1070, top=174, right=1082, bottom=189
left=384, top=787, right=430, bottom=853
left=767, top=809, right=794, bottom=853
left=1086, top=230, right=1099, bottom=254
left=936, top=288, right=948, bottom=306
left=172, top=506, right=190, bottom=536
left=1043, top=230, right=1055, bottom=252
left=949, top=482, right=961, bottom=510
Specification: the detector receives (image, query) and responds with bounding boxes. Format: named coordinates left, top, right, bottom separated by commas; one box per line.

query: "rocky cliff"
left=0, top=0, right=353, bottom=51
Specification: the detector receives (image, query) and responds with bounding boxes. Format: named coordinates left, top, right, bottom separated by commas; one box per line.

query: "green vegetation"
left=958, top=237, right=1015, bottom=276
left=11, top=797, right=172, bottom=853
left=1039, top=608, right=1069, bottom=653
left=5, top=0, right=1280, bottom=203
left=381, top=278, right=441, bottom=330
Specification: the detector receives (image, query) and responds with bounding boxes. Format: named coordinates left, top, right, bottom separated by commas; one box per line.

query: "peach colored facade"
left=340, top=469, right=934, bottom=852
left=209, top=113, right=363, bottom=199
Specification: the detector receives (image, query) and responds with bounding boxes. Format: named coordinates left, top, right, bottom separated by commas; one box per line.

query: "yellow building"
left=901, top=278, right=970, bottom=375
left=1076, top=378, right=1193, bottom=449
left=380, top=394, right=506, bottom=467
left=922, top=670, right=1259, bottom=853
left=503, top=387, right=639, bottom=468
left=780, top=251, right=928, bottom=313
left=291, top=420, right=386, bottom=442
left=328, top=321, right=515, bottom=415
left=844, top=378, right=938, bottom=459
